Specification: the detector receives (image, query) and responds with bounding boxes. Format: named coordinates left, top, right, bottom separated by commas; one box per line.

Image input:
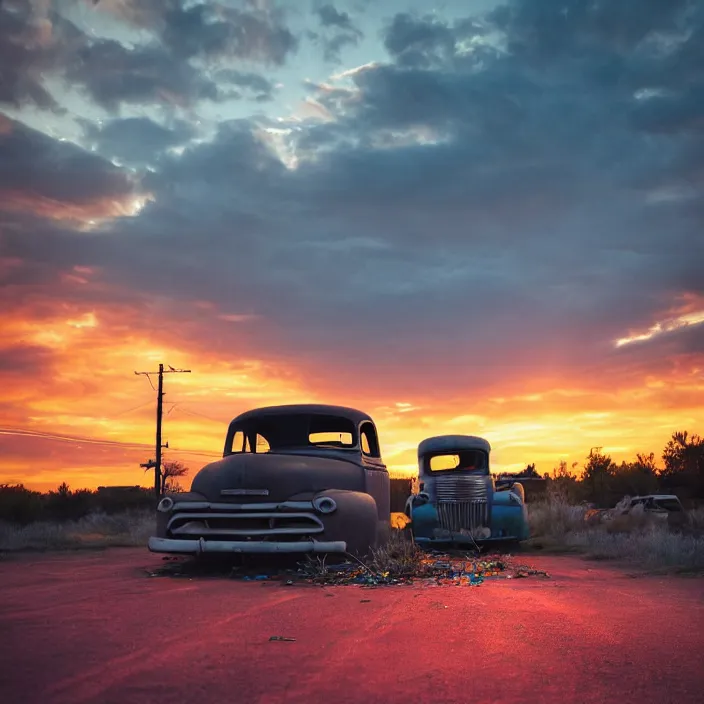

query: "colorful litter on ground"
left=151, top=549, right=550, bottom=587
left=294, top=552, right=550, bottom=587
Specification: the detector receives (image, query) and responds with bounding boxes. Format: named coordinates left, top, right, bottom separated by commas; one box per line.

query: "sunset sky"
left=1, top=0, right=703, bottom=491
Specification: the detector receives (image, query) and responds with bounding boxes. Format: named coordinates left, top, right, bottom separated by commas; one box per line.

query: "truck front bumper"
left=148, top=537, right=347, bottom=555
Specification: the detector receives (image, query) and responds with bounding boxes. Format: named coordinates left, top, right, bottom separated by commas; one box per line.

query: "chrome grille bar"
left=167, top=511, right=324, bottom=537
left=437, top=501, right=488, bottom=532
left=434, top=474, right=489, bottom=532
left=435, top=474, right=488, bottom=501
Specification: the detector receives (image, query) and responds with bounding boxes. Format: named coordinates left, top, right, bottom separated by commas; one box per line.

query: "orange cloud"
left=1, top=271, right=702, bottom=491
left=615, top=293, right=704, bottom=348
left=0, top=189, right=153, bottom=224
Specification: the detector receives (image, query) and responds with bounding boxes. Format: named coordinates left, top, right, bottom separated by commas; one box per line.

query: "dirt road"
left=0, top=549, right=702, bottom=704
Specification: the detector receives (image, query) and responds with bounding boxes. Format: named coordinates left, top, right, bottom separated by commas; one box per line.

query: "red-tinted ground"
left=0, top=550, right=702, bottom=704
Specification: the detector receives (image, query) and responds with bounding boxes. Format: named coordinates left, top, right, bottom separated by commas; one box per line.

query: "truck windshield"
left=227, top=413, right=358, bottom=453
left=425, top=450, right=488, bottom=473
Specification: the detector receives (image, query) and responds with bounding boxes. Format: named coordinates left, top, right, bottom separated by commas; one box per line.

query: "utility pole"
left=135, top=363, right=191, bottom=496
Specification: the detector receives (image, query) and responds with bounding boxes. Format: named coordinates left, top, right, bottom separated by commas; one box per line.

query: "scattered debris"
left=147, top=542, right=550, bottom=588
left=296, top=550, right=549, bottom=587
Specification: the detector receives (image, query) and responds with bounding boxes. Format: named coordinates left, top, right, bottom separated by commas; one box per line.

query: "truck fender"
left=314, top=489, right=379, bottom=557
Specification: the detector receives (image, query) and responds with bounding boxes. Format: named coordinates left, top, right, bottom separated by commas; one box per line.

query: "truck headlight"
left=157, top=496, right=174, bottom=512
left=313, top=496, right=337, bottom=514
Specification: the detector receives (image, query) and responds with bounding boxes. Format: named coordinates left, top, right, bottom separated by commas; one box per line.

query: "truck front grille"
left=435, top=474, right=488, bottom=501
left=167, top=511, right=324, bottom=539
left=434, top=474, right=489, bottom=533
left=437, top=501, right=488, bottom=533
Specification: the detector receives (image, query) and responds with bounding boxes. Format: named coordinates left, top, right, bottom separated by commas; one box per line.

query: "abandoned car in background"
left=148, top=404, right=390, bottom=556
left=405, top=435, right=530, bottom=546
left=586, top=493, right=688, bottom=528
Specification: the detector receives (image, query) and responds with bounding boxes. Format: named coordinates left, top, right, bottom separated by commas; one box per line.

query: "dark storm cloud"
left=2, top=1, right=298, bottom=115
left=488, top=0, right=694, bottom=58
left=159, top=2, right=298, bottom=64
left=0, top=0, right=82, bottom=111
left=631, top=89, right=704, bottom=135
left=383, top=12, right=484, bottom=68
left=0, top=117, right=137, bottom=211
left=88, top=0, right=298, bottom=65
left=4, top=0, right=704, bottom=394
left=82, top=117, right=196, bottom=166
left=311, top=2, right=363, bottom=63
left=315, top=4, right=356, bottom=31
left=0, top=1, right=218, bottom=113
left=214, top=69, right=276, bottom=101
left=66, top=38, right=222, bottom=111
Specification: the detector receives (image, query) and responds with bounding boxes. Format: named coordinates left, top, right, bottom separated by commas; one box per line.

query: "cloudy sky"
left=1, top=0, right=703, bottom=490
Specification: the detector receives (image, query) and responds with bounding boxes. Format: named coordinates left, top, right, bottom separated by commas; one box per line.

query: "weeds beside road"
left=528, top=500, right=704, bottom=572
left=1, top=499, right=703, bottom=574
left=0, top=510, right=154, bottom=552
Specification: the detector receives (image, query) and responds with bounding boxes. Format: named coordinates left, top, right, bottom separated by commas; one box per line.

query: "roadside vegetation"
left=0, top=461, right=186, bottom=552
left=526, top=499, right=704, bottom=573
left=0, top=509, right=154, bottom=552
left=517, top=430, right=704, bottom=572
left=1, top=432, right=702, bottom=573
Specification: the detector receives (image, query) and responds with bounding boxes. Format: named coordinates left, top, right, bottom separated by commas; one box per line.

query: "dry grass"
left=0, top=510, right=154, bottom=552
left=527, top=499, right=588, bottom=538
left=563, top=526, right=704, bottom=572
left=688, top=507, right=704, bottom=532
left=368, top=528, right=424, bottom=576
left=527, top=498, right=704, bottom=573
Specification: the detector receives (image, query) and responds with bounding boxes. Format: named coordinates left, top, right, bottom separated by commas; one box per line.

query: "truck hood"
left=190, top=452, right=365, bottom=503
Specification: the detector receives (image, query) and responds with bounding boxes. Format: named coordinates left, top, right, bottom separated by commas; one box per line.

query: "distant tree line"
left=537, top=431, right=704, bottom=507
left=0, top=461, right=189, bottom=525
left=2, top=433, right=703, bottom=524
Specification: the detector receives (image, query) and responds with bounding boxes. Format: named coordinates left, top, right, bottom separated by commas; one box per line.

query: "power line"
left=0, top=426, right=222, bottom=458
left=113, top=400, right=155, bottom=417
left=0, top=427, right=152, bottom=451
left=171, top=405, right=224, bottom=425
left=135, top=363, right=191, bottom=497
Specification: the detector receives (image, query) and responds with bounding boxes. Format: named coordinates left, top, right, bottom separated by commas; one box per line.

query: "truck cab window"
left=231, top=430, right=245, bottom=453
left=360, top=422, right=380, bottom=458
left=256, top=434, right=270, bottom=453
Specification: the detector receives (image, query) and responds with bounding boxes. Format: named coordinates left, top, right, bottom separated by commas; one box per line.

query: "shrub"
left=527, top=495, right=704, bottom=572
left=0, top=509, right=154, bottom=552
left=0, top=484, right=44, bottom=525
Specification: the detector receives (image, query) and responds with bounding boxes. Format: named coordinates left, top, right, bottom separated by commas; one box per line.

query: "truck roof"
left=230, top=404, right=375, bottom=426
left=418, top=435, right=492, bottom=457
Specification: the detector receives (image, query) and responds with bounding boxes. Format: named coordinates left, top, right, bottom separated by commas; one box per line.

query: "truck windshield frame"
left=225, top=413, right=359, bottom=455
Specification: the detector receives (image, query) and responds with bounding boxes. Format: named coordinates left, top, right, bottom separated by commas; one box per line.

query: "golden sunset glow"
left=2, top=271, right=702, bottom=491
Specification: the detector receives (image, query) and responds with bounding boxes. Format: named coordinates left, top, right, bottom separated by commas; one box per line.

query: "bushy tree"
left=517, top=463, right=540, bottom=478
left=548, top=460, right=581, bottom=503
left=161, top=460, right=189, bottom=494
left=661, top=431, right=704, bottom=499
left=0, top=484, right=44, bottom=524
left=581, top=449, right=616, bottom=506
left=611, top=453, right=660, bottom=498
